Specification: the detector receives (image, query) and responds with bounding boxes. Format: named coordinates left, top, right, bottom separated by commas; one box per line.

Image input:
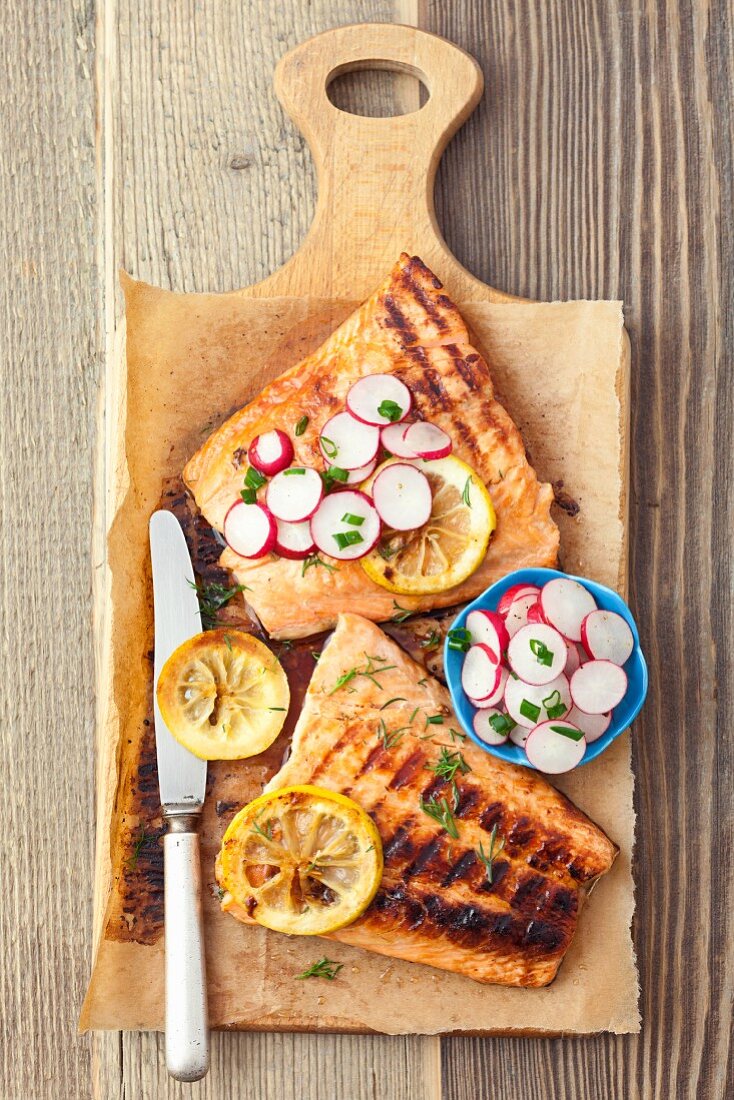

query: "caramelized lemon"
left=360, top=455, right=495, bottom=594
left=156, top=628, right=289, bottom=760
left=217, top=785, right=383, bottom=935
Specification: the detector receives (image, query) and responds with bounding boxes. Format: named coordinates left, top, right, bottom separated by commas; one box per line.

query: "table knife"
left=149, top=510, right=210, bottom=1081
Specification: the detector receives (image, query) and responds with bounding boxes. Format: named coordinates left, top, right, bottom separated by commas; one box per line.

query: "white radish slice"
left=539, top=577, right=597, bottom=642
left=223, top=500, right=276, bottom=559
left=473, top=708, right=513, bottom=746
left=274, top=519, right=315, bottom=560
left=498, top=584, right=540, bottom=616
left=247, top=429, right=294, bottom=476
left=344, top=458, right=377, bottom=485
left=504, top=673, right=571, bottom=728
left=525, top=721, right=587, bottom=774
left=310, top=490, right=381, bottom=561
left=510, top=725, right=530, bottom=748
left=346, top=374, right=412, bottom=426
left=319, top=411, right=380, bottom=470
left=507, top=624, right=568, bottom=685
left=570, top=660, right=628, bottom=714
left=402, top=421, right=452, bottom=460
left=473, top=666, right=509, bottom=708
left=504, top=594, right=538, bottom=638
left=581, top=610, right=635, bottom=666
left=461, top=644, right=502, bottom=701
left=266, top=466, right=323, bottom=523
left=567, top=705, right=611, bottom=744
left=381, top=422, right=417, bottom=458
left=371, top=463, right=432, bottom=531
left=564, top=642, right=583, bottom=677
left=465, top=609, right=509, bottom=664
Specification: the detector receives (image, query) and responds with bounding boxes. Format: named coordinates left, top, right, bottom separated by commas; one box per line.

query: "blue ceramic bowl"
left=444, top=567, right=648, bottom=768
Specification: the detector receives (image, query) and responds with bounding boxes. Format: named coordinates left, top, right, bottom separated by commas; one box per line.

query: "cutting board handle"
left=253, top=24, right=509, bottom=301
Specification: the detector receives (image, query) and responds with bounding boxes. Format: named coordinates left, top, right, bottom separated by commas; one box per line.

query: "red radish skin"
left=371, top=463, right=432, bottom=531
left=223, top=500, right=276, bottom=559
left=526, top=601, right=546, bottom=624
left=570, top=660, right=628, bottom=714
left=473, top=708, right=511, bottom=746
left=381, top=422, right=417, bottom=458
left=461, top=644, right=502, bottom=702
left=345, top=458, right=377, bottom=485
left=525, top=721, right=586, bottom=774
left=247, top=429, right=293, bottom=476
left=310, top=490, right=380, bottom=561
left=473, top=666, right=509, bottom=708
left=507, top=623, right=568, bottom=685
left=465, top=609, right=509, bottom=664
left=581, top=609, right=634, bottom=666
left=402, top=421, right=452, bottom=460
left=567, top=705, right=611, bottom=744
left=498, top=584, right=540, bottom=616
left=346, top=374, right=412, bottom=426
left=504, top=594, right=539, bottom=638
left=266, top=466, right=323, bottom=523
left=539, top=577, right=597, bottom=642
left=564, top=642, right=583, bottom=677
left=274, top=519, right=315, bottom=560
left=504, top=673, right=571, bottom=728
left=319, top=411, right=380, bottom=470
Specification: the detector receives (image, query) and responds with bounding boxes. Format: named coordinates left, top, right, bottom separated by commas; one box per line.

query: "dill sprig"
left=476, top=824, right=506, bottom=884
left=328, top=653, right=397, bottom=695
left=419, top=795, right=459, bottom=839
left=188, top=579, right=249, bottom=630
left=295, top=957, right=344, bottom=981
left=250, top=819, right=274, bottom=842
left=126, top=826, right=149, bottom=871
left=302, top=553, right=339, bottom=577
left=426, top=747, right=471, bottom=808
left=391, top=601, right=412, bottom=623
left=378, top=718, right=412, bottom=751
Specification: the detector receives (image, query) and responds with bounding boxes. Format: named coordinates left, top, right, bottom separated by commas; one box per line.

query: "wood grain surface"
left=1, top=2, right=732, bottom=1100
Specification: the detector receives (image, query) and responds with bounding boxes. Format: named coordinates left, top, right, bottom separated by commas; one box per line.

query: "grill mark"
left=381, top=819, right=417, bottom=862
left=389, top=750, right=425, bottom=790
left=453, top=351, right=486, bottom=393
left=404, top=364, right=453, bottom=412
left=311, top=726, right=363, bottom=778
left=441, top=849, right=478, bottom=887
left=454, top=785, right=481, bottom=818
left=382, top=292, right=418, bottom=344
left=479, top=802, right=504, bottom=831
left=403, top=835, right=443, bottom=879
left=357, top=742, right=387, bottom=776
left=399, top=265, right=450, bottom=334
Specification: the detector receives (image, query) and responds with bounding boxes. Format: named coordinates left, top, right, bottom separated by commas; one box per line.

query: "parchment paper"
left=80, top=282, right=639, bottom=1034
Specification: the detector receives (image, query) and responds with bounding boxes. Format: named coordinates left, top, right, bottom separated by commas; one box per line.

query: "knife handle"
left=164, top=820, right=210, bottom=1081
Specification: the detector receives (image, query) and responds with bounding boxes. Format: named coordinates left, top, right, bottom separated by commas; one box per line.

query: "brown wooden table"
left=2, top=2, right=732, bottom=1097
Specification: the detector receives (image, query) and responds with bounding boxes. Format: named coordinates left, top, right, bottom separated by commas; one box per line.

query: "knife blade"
left=149, top=509, right=210, bottom=1082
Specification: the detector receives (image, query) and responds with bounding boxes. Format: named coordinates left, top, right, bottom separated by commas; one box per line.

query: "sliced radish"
left=510, top=725, right=530, bottom=748
left=507, top=624, right=568, bottom=686
left=266, top=466, right=323, bottom=523
left=319, top=412, right=380, bottom=470
left=581, top=610, right=634, bottom=666
left=402, top=421, right=452, bottom=460
left=371, top=463, right=432, bottom=531
left=570, top=660, right=628, bottom=714
left=346, top=374, right=412, bottom=426
left=473, top=708, right=513, bottom=746
left=344, top=458, right=377, bottom=485
left=247, top=429, right=293, bottom=477
left=504, top=674, right=571, bottom=729
left=526, top=601, right=546, bottom=625
left=381, top=422, right=417, bottom=458
left=465, top=609, right=509, bottom=664
left=504, top=594, right=539, bottom=638
left=525, top=721, right=587, bottom=774
left=540, top=577, right=597, bottom=642
left=498, top=584, right=540, bottom=616
left=310, top=490, right=380, bottom=561
left=274, top=518, right=315, bottom=560
left=223, top=500, right=276, bottom=559
left=567, top=705, right=611, bottom=744
left=564, top=642, right=583, bottom=677
left=474, top=666, right=509, bottom=708
left=461, top=644, right=502, bottom=701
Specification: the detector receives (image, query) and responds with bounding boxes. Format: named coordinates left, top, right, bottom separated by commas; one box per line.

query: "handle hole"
left=326, top=62, right=429, bottom=118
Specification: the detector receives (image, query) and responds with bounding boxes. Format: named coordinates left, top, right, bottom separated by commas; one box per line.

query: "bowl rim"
left=443, top=566, right=648, bottom=769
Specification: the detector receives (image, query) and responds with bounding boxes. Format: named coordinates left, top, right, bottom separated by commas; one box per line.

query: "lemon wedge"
left=217, top=785, right=383, bottom=935
left=156, top=628, right=289, bottom=760
left=360, top=455, right=495, bottom=594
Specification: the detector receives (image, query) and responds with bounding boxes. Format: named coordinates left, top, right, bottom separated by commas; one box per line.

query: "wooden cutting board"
left=83, top=24, right=637, bottom=1035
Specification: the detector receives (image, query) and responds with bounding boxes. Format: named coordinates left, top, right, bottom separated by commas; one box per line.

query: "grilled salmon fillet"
left=219, top=614, right=617, bottom=987
left=184, top=254, right=559, bottom=639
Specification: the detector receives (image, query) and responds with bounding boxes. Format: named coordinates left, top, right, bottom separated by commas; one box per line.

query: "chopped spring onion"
left=377, top=398, right=403, bottom=422
left=295, top=415, right=309, bottom=437
left=333, top=530, right=364, bottom=550
left=520, top=699, right=541, bottom=722
left=341, top=512, right=365, bottom=526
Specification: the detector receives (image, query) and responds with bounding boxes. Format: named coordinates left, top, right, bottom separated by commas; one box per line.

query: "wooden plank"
left=0, top=1, right=99, bottom=1099
left=425, top=2, right=734, bottom=1098
left=94, top=1, right=444, bottom=1097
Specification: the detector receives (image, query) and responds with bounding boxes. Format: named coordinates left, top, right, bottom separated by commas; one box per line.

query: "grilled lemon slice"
left=360, top=455, right=495, bottom=595
left=156, top=628, right=289, bottom=761
left=217, top=785, right=383, bottom=935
